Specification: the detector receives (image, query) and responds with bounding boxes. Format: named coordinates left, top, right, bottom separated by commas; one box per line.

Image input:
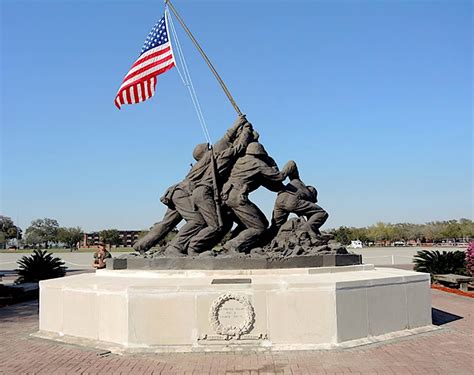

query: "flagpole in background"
left=165, top=0, right=243, bottom=116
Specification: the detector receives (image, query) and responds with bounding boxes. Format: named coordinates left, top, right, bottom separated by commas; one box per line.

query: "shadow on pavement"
left=0, top=300, right=38, bottom=321
left=432, top=307, right=463, bottom=326
left=378, top=264, right=414, bottom=270
left=0, top=270, right=18, bottom=276
left=66, top=269, right=95, bottom=275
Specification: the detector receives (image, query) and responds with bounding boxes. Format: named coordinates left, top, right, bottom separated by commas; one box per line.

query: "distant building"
left=82, top=230, right=141, bottom=248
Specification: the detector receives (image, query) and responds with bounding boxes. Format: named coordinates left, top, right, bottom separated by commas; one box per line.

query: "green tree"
left=25, top=230, right=43, bottom=248
left=351, top=227, right=369, bottom=243
left=423, top=221, right=446, bottom=242
left=328, top=219, right=473, bottom=246
left=57, top=227, right=83, bottom=251
left=0, top=216, right=22, bottom=248
left=0, top=231, right=5, bottom=249
left=391, top=223, right=412, bottom=241
left=407, top=224, right=424, bottom=242
left=459, top=218, right=474, bottom=240
left=367, top=222, right=392, bottom=244
left=99, top=229, right=123, bottom=248
left=25, top=218, right=59, bottom=248
left=440, top=220, right=461, bottom=240
left=331, top=226, right=353, bottom=245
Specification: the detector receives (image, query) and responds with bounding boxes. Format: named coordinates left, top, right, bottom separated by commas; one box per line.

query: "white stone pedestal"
left=37, top=265, right=434, bottom=352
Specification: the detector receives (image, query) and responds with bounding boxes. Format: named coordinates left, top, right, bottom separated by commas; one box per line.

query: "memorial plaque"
left=211, top=278, right=252, bottom=284
left=217, top=298, right=247, bottom=327
left=205, top=293, right=256, bottom=339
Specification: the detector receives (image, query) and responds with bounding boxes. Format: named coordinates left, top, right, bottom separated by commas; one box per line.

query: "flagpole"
left=165, top=0, right=242, bottom=116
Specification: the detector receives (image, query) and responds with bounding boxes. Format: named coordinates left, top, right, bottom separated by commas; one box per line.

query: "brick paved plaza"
left=0, top=289, right=473, bottom=375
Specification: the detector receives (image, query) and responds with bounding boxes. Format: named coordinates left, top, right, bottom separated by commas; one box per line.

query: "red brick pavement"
left=0, top=290, right=472, bottom=375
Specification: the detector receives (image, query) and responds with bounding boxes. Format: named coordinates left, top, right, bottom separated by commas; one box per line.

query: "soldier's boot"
left=163, top=245, right=186, bottom=257
left=304, top=228, right=321, bottom=240
left=219, top=240, right=240, bottom=256
left=132, top=242, right=147, bottom=255
left=187, top=248, right=199, bottom=257
left=145, top=246, right=164, bottom=257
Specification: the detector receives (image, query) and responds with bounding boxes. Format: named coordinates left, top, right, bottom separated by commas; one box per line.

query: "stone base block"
left=37, top=265, right=434, bottom=352
left=107, top=254, right=362, bottom=270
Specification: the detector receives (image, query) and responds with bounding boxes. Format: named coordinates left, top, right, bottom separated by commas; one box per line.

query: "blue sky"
left=1, top=0, right=472, bottom=232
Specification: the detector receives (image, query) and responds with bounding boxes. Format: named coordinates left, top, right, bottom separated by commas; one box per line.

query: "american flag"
left=115, top=14, right=175, bottom=109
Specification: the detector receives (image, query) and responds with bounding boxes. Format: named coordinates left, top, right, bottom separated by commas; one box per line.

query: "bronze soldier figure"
left=133, top=116, right=250, bottom=255
left=270, top=161, right=328, bottom=239
left=164, top=116, right=254, bottom=255
left=132, top=138, right=214, bottom=255
left=221, top=142, right=293, bottom=254
left=186, top=117, right=254, bottom=254
left=132, top=183, right=182, bottom=254
left=132, top=159, right=207, bottom=256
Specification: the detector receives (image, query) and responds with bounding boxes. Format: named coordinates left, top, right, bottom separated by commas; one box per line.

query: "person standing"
left=93, top=243, right=111, bottom=269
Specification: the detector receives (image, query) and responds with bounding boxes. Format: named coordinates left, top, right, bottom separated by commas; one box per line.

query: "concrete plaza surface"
left=1, top=289, right=473, bottom=374
left=0, top=246, right=464, bottom=271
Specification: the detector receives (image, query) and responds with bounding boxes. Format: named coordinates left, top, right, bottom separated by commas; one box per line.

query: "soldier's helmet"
left=246, top=142, right=268, bottom=156
left=192, top=143, right=208, bottom=161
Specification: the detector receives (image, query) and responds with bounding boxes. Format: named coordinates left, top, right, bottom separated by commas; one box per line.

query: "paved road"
left=0, top=246, right=464, bottom=271
left=352, top=246, right=464, bottom=265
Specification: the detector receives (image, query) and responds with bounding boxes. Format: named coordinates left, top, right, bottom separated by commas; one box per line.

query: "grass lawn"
left=0, top=247, right=134, bottom=254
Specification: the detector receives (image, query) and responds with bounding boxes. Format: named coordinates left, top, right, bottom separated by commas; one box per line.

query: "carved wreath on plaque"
left=209, top=293, right=255, bottom=338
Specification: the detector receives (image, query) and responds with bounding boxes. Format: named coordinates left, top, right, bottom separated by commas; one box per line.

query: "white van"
left=349, top=240, right=363, bottom=249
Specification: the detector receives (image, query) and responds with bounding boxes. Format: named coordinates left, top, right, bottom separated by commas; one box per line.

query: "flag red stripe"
left=124, top=54, right=173, bottom=83
left=146, top=78, right=152, bottom=98
left=118, top=62, right=175, bottom=96
left=131, top=46, right=171, bottom=69
left=125, top=88, right=131, bottom=104
left=114, top=65, right=169, bottom=108
left=118, top=58, right=174, bottom=91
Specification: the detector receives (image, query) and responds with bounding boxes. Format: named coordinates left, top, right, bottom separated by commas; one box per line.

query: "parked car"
left=393, top=241, right=406, bottom=247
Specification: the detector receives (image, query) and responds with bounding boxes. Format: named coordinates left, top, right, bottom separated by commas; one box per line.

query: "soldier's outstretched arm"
left=214, top=114, right=248, bottom=152
left=223, top=114, right=247, bottom=142
left=258, top=161, right=287, bottom=192
left=232, top=122, right=253, bottom=155
left=215, top=123, right=253, bottom=174
left=160, top=183, right=179, bottom=208
left=281, top=160, right=299, bottom=180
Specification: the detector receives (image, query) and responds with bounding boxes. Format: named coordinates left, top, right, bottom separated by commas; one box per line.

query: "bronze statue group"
left=134, top=116, right=328, bottom=257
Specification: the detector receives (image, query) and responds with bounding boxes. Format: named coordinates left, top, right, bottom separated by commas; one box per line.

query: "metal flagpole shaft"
left=209, top=145, right=224, bottom=228
left=165, top=0, right=242, bottom=116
